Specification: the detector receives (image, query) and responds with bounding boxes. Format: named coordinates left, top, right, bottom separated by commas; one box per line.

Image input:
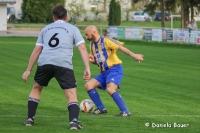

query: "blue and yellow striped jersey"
left=90, top=36, right=123, bottom=72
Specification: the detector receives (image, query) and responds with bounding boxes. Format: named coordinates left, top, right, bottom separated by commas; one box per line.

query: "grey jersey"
left=36, top=20, right=85, bottom=70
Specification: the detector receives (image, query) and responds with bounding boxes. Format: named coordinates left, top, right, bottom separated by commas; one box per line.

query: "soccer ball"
left=80, top=99, right=95, bottom=113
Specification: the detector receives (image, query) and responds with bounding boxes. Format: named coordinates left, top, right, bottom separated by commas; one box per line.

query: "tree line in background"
left=21, top=0, right=122, bottom=25
left=21, top=0, right=65, bottom=23
left=21, top=0, right=200, bottom=28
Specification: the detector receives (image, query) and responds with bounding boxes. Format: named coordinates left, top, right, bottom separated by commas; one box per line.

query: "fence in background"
left=1, top=24, right=200, bottom=45
left=107, top=26, right=200, bottom=45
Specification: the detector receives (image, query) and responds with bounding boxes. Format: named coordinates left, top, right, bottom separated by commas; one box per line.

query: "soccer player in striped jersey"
left=22, top=4, right=90, bottom=130
left=84, top=25, right=143, bottom=116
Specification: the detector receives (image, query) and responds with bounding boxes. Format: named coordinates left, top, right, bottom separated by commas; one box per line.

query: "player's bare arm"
left=22, top=46, right=43, bottom=82
left=77, top=43, right=91, bottom=82
left=118, top=45, right=144, bottom=63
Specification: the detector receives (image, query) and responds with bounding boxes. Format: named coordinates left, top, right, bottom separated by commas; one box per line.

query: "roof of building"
left=0, top=0, right=16, bottom=4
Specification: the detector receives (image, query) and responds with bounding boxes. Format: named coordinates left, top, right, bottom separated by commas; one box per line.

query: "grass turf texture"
left=0, top=37, right=200, bottom=133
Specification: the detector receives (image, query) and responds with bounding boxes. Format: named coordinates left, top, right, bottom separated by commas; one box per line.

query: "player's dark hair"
left=52, top=4, right=67, bottom=20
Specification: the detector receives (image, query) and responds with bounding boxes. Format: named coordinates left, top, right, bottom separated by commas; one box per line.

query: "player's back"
left=37, top=20, right=83, bottom=70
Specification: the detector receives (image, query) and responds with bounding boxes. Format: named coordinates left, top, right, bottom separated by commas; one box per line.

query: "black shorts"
left=34, top=65, right=77, bottom=89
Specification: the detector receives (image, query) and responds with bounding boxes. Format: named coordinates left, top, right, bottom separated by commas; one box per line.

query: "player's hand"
left=22, top=70, right=31, bottom=82
left=83, top=69, right=91, bottom=82
left=133, top=54, right=144, bottom=63
left=88, top=54, right=96, bottom=64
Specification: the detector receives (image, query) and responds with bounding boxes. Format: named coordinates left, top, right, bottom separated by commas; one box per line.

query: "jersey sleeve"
left=73, top=27, right=85, bottom=47
left=104, top=37, right=121, bottom=50
left=36, top=30, right=44, bottom=46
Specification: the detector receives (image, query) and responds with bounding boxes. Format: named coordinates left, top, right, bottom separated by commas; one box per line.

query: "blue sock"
left=88, top=89, right=105, bottom=110
left=112, top=92, right=130, bottom=114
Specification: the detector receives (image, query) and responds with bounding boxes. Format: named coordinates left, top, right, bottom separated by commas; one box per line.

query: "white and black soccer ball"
left=80, top=99, right=95, bottom=113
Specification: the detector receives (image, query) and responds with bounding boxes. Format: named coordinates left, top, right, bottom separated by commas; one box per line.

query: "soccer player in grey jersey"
left=22, top=4, right=90, bottom=130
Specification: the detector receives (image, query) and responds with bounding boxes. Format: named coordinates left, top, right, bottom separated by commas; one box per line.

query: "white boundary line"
left=0, top=114, right=200, bottom=118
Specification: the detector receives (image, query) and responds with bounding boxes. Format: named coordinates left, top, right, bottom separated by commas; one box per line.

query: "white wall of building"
left=7, top=0, right=22, bottom=17
left=65, top=0, right=92, bottom=11
left=0, top=4, right=7, bottom=31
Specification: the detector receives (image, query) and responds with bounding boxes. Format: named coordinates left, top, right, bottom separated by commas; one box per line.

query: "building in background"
left=6, top=0, right=21, bottom=20
left=5, top=0, right=133, bottom=20
left=65, top=0, right=132, bottom=13
left=0, top=0, right=16, bottom=31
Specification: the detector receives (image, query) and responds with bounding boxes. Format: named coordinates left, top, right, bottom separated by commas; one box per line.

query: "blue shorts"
left=94, top=64, right=124, bottom=90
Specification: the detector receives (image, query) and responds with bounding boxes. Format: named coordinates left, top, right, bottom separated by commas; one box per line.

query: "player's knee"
left=106, top=88, right=116, bottom=95
left=84, top=82, right=92, bottom=91
left=33, top=83, right=43, bottom=92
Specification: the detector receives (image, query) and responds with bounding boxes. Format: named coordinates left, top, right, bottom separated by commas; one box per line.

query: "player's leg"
left=106, top=82, right=130, bottom=116
left=106, top=64, right=131, bottom=116
left=24, top=65, right=53, bottom=126
left=24, top=82, right=43, bottom=126
left=84, top=78, right=107, bottom=114
left=55, top=66, right=82, bottom=130
left=63, top=88, right=83, bottom=130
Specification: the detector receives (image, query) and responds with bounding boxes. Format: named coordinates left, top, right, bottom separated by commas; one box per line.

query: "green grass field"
left=0, top=37, right=200, bottom=133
